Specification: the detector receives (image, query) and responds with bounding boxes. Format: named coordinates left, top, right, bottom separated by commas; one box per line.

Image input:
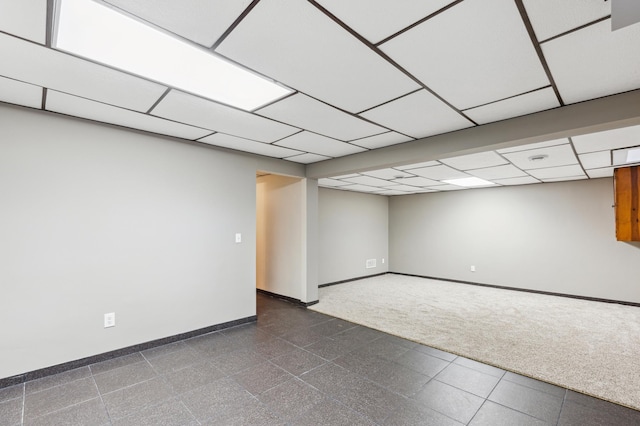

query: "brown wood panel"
left=615, top=166, right=640, bottom=241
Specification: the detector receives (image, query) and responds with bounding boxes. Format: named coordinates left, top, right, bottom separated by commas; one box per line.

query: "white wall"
left=318, top=188, right=389, bottom=285
left=389, top=179, right=640, bottom=304
left=0, top=104, right=303, bottom=379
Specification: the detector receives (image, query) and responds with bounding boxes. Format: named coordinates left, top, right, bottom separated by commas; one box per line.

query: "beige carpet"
left=309, top=274, right=640, bottom=410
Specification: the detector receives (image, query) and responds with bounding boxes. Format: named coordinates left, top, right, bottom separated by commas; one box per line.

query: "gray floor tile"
left=101, top=376, right=174, bottom=419
left=180, top=377, right=255, bottom=422
left=233, top=361, right=292, bottom=395
left=331, top=325, right=386, bottom=345
left=186, top=331, right=239, bottom=358
left=0, top=397, right=23, bottom=426
left=0, top=384, right=23, bottom=403
left=25, top=397, right=109, bottom=426
left=395, top=349, right=451, bottom=376
left=220, top=323, right=273, bottom=345
left=435, top=363, right=501, bottom=398
left=558, top=392, right=640, bottom=426
left=488, top=379, right=563, bottom=424
left=163, top=359, right=226, bottom=394
left=502, top=372, right=566, bottom=398
left=199, top=397, right=284, bottom=425
left=304, top=336, right=362, bottom=361
left=378, top=334, right=420, bottom=349
left=144, top=345, right=202, bottom=374
left=259, top=378, right=325, bottom=422
left=111, top=398, right=197, bottom=426
left=384, top=399, right=464, bottom=426
left=413, top=379, right=484, bottom=424
left=26, top=367, right=91, bottom=395
left=300, top=362, right=355, bottom=395
left=453, top=357, right=505, bottom=378
left=279, top=327, right=326, bottom=347
left=212, top=347, right=267, bottom=374
left=270, top=347, right=327, bottom=376
left=415, top=345, right=458, bottom=361
left=92, top=361, right=156, bottom=394
left=89, top=352, right=146, bottom=375
left=290, top=398, right=376, bottom=426
left=310, top=318, right=357, bottom=337
left=140, top=341, right=189, bottom=360
left=23, top=377, right=99, bottom=420
left=353, top=336, right=411, bottom=361
left=469, top=401, right=550, bottom=426
left=255, top=337, right=298, bottom=359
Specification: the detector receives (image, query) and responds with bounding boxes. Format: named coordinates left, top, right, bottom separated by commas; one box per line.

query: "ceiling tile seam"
left=0, top=29, right=47, bottom=46
left=539, top=15, right=612, bottom=45
left=0, top=74, right=45, bottom=90
left=210, top=0, right=262, bottom=50
left=459, top=85, right=553, bottom=112
left=568, top=136, right=590, bottom=177
left=196, top=130, right=299, bottom=147
left=0, top=99, right=43, bottom=111
left=46, top=0, right=55, bottom=47
left=269, top=129, right=305, bottom=145
left=252, top=89, right=299, bottom=113
left=374, top=0, right=465, bottom=46
left=494, top=150, right=530, bottom=178
left=355, top=88, right=423, bottom=115
left=41, top=88, right=48, bottom=110
left=273, top=140, right=337, bottom=158
left=146, top=88, right=173, bottom=114
left=513, top=0, right=564, bottom=107
left=306, top=0, right=478, bottom=126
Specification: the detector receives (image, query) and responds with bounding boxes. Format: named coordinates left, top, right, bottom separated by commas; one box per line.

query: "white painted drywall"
left=318, top=188, right=389, bottom=285
left=389, top=179, right=640, bottom=304
left=0, top=104, right=303, bottom=379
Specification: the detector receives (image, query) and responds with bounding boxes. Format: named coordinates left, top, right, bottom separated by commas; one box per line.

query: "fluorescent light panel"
left=54, top=0, right=292, bottom=111
left=442, top=177, right=496, bottom=187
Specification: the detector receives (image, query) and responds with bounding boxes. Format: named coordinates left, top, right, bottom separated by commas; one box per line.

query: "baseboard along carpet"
left=308, top=274, right=640, bottom=411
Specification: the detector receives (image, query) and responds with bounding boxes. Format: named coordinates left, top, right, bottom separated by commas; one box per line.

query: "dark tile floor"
left=2, top=292, right=640, bottom=425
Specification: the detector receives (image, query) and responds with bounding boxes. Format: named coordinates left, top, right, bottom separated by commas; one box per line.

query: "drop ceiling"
left=1, top=0, right=639, bottom=195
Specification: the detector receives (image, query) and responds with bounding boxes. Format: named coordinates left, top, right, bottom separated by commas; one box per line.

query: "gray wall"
left=389, top=179, right=640, bottom=304
left=318, top=188, right=389, bottom=285
left=0, top=104, right=303, bottom=379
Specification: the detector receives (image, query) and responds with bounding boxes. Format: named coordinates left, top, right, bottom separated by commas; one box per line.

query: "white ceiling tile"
left=426, top=184, right=464, bottom=191
left=578, top=151, right=612, bottom=169
left=0, top=0, right=47, bottom=44
left=362, top=168, right=413, bottom=180
left=467, top=164, right=528, bottom=180
left=586, top=167, right=615, bottom=178
left=395, top=160, right=441, bottom=170
left=152, top=90, right=298, bottom=142
left=502, top=144, right=578, bottom=170
left=391, top=176, right=441, bottom=187
left=215, top=0, right=419, bottom=113
left=572, top=125, right=640, bottom=154
left=440, top=151, right=507, bottom=170
left=360, top=90, right=473, bottom=138
left=526, top=164, right=585, bottom=179
left=285, top=153, right=331, bottom=164
left=257, top=93, right=385, bottom=141
left=464, top=87, right=560, bottom=125
left=351, top=132, right=413, bottom=149
left=339, top=184, right=381, bottom=193
left=343, top=175, right=392, bottom=187
left=275, top=131, right=366, bottom=157
left=542, top=175, right=588, bottom=182
left=199, top=133, right=301, bottom=158
left=318, top=178, right=352, bottom=187
left=331, top=173, right=360, bottom=179
left=384, top=184, right=428, bottom=192
left=380, top=0, right=549, bottom=110
left=314, top=0, right=457, bottom=44
left=522, top=0, right=610, bottom=42
left=410, top=165, right=470, bottom=180
left=493, top=176, right=540, bottom=185
left=104, top=0, right=252, bottom=47
left=46, top=90, right=212, bottom=140
left=0, top=76, right=42, bottom=109
left=375, top=190, right=411, bottom=196
left=542, top=19, right=640, bottom=105
left=497, top=138, right=570, bottom=154
left=0, top=33, right=167, bottom=112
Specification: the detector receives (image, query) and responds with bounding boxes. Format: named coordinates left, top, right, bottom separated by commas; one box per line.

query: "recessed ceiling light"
left=54, top=0, right=292, bottom=111
left=528, top=154, right=549, bottom=162
left=441, top=177, right=496, bottom=187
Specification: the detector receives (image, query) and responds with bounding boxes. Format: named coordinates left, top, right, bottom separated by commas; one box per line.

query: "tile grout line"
left=89, top=373, right=112, bottom=425
left=20, top=383, right=25, bottom=426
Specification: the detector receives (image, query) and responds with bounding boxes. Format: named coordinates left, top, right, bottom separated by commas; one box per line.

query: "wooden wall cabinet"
left=614, top=166, right=640, bottom=241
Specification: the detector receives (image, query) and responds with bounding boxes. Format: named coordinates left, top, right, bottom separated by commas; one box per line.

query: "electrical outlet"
left=235, top=233, right=242, bottom=243
left=382, top=258, right=385, bottom=264
left=104, top=312, right=115, bottom=328
left=470, top=265, right=476, bottom=272
left=366, top=259, right=376, bottom=269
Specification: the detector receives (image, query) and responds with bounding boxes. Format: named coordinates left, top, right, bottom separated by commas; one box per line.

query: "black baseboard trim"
left=256, top=288, right=318, bottom=307
left=391, top=272, right=640, bottom=308
left=0, top=315, right=257, bottom=390
left=319, top=272, right=388, bottom=288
